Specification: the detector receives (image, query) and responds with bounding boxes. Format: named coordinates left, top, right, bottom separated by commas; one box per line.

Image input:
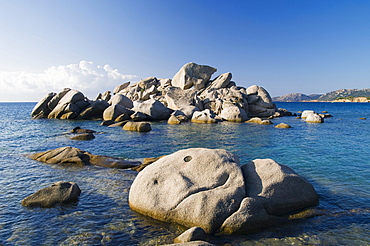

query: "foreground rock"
left=129, top=148, right=245, bottom=233
left=29, top=146, right=140, bottom=168
left=21, top=181, right=81, bottom=208
left=129, top=148, right=319, bottom=235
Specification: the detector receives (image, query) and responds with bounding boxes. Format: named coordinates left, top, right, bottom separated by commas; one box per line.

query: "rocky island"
left=31, top=62, right=287, bottom=123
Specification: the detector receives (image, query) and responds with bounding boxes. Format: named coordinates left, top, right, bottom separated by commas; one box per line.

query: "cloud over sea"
left=0, top=61, right=137, bottom=102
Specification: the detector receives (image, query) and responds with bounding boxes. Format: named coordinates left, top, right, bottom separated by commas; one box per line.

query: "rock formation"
left=31, top=62, right=279, bottom=122
left=128, top=148, right=318, bottom=235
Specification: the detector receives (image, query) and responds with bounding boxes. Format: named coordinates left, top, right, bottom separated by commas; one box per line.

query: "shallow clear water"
left=0, top=102, right=369, bottom=245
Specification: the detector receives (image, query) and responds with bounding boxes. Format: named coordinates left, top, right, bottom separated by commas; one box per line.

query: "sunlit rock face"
left=129, top=148, right=319, bottom=234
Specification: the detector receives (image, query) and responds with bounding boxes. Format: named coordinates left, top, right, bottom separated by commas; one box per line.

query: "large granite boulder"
left=305, top=113, right=324, bottom=123
left=103, top=104, right=134, bottom=121
left=123, top=121, right=152, bottom=132
left=132, top=99, right=173, bottom=120
left=220, top=103, right=248, bottom=122
left=48, top=88, right=71, bottom=111
left=113, top=82, right=130, bottom=94
left=207, top=72, right=232, bottom=90
left=129, top=148, right=246, bottom=233
left=129, top=149, right=319, bottom=235
left=241, top=159, right=319, bottom=215
left=48, top=90, right=88, bottom=119
left=77, top=100, right=110, bottom=120
left=21, top=181, right=81, bottom=208
left=246, top=85, right=276, bottom=118
left=29, top=146, right=140, bottom=168
left=191, top=109, right=217, bottom=124
left=301, top=110, right=315, bottom=119
left=108, top=93, right=134, bottom=109
left=31, top=92, right=56, bottom=119
left=165, top=87, right=197, bottom=110
left=172, top=62, right=217, bottom=90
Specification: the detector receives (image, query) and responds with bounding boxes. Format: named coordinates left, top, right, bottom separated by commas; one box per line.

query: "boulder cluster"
left=31, top=62, right=281, bottom=123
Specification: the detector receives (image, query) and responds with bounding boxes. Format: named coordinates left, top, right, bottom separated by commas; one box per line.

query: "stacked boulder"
left=31, top=62, right=278, bottom=122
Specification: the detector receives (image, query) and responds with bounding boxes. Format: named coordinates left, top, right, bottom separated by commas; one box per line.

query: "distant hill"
left=273, top=93, right=322, bottom=102
left=317, top=88, right=370, bottom=101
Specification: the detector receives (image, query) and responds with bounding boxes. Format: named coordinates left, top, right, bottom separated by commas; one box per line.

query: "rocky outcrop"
left=32, top=63, right=279, bottom=121
left=21, top=181, right=81, bottom=208
left=29, top=146, right=140, bottom=168
left=128, top=148, right=319, bottom=235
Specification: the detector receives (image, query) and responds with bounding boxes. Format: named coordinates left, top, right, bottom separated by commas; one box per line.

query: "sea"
left=0, top=102, right=369, bottom=246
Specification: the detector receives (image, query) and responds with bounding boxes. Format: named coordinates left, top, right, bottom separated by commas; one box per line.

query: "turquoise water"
left=0, top=102, right=369, bottom=245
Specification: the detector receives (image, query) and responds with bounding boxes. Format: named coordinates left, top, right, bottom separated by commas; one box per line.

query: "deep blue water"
left=0, top=102, right=369, bottom=245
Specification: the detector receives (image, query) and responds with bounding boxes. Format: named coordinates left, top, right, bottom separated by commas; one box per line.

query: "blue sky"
left=1, top=0, right=370, bottom=101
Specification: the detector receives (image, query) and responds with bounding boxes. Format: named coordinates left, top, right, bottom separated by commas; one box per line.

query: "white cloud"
left=0, top=61, right=137, bottom=102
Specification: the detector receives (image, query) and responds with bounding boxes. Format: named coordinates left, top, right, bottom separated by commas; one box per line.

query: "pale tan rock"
left=168, top=114, right=181, bottom=124
left=172, top=62, right=217, bottom=90
left=123, top=121, right=152, bottom=132
left=305, top=113, right=324, bottom=123
left=275, top=123, right=291, bottom=128
left=129, top=148, right=245, bottom=233
left=220, top=103, right=248, bottom=122
left=191, top=109, right=217, bottom=124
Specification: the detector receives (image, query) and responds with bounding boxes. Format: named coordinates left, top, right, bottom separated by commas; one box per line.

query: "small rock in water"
left=70, top=133, right=95, bottom=141
left=21, top=181, right=81, bottom=208
left=275, top=123, right=291, bottom=128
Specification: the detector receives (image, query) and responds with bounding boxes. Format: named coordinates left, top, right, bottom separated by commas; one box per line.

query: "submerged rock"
left=69, top=133, right=95, bottom=141
left=174, top=227, right=209, bottom=244
left=29, top=146, right=140, bottom=168
left=21, top=181, right=81, bottom=208
left=129, top=148, right=319, bottom=235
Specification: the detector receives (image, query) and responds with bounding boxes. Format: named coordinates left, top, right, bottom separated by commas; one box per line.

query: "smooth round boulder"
left=21, top=181, right=81, bottom=208
left=301, top=110, right=315, bottom=119
left=123, top=121, right=152, bottom=132
left=129, top=148, right=246, bottom=233
left=191, top=109, right=217, bottom=124
left=275, top=123, right=291, bottom=128
left=220, top=104, right=248, bottom=122
left=241, top=159, right=319, bottom=216
left=305, top=113, right=324, bottom=123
